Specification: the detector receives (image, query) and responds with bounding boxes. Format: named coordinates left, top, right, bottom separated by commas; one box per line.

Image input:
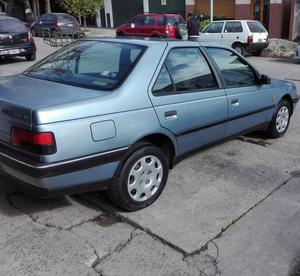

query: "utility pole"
left=210, top=0, right=214, bottom=22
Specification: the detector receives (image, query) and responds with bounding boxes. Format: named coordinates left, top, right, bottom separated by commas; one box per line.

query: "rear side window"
left=204, top=22, right=224, bottom=33
left=157, top=16, right=165, bottom=26
left=207, top=47, right=257, bottom=87
left=58, top=14, right=76, bottom=22
left=247, top=21, right=266, bottom=33
left=25, top=41, right=145, bottom=91
left=0, top=18, right=27, bottom=32
left=153, top=47, right=218, bottom=94
left=224, top=22, right=243, bottom=33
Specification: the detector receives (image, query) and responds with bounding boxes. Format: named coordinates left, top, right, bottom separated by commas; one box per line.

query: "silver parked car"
left=0, top=38, right=298, bottom=211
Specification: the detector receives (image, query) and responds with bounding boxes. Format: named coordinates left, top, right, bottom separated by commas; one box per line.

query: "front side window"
left=207, top=48, right=257, bottom=87
left=153, top=48, right=218, bottom=95
left=25, top=41, right=145, bottom=90
left=224, top=22, right=243, bottom=33
left=131, top=16, right=144, bottom=26
left=204, top=22, right=224, bottom=33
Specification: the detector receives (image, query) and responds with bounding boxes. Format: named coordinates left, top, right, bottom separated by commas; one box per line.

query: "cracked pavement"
left=0, top=36, right=300, bottom=275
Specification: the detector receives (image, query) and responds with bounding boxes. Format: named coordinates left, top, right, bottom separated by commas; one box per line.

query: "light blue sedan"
left=0, top=38, right=298, bottom=211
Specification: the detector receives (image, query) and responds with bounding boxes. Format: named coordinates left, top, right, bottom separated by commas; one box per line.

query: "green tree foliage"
left=58, top=0, right=103, bottom=28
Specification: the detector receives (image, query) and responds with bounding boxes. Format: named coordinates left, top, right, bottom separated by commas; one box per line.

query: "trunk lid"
left=0, top=74, right=109, bottom=143
left=0, top=32, right=28, bottom=47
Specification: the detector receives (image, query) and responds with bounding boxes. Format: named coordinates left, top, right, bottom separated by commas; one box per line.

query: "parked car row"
left=115, top=13, right=269, bottom=56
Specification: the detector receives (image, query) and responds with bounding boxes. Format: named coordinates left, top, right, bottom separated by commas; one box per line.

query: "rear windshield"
left=0, top=18, right=27, bottom=33
left=247, top=21, right=266, bottom=33
left=24, top=40, right=145, bottom=91
left=58, top=14, right=76, bottom=22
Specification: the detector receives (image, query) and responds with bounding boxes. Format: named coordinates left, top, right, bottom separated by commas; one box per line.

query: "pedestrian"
left=187, top=13, right=200, bottom=41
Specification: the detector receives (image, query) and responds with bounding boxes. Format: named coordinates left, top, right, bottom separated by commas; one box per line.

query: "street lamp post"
left=210, top=0, right=214, bottom=22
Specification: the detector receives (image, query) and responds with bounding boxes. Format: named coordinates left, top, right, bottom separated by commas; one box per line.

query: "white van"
left=199, top=20, right=269, bottom=56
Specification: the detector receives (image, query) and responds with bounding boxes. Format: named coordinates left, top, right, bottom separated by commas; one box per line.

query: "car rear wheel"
left=267, top=99, right=291, bottom=138
left=232, top=43, right=246, bottom=56
left=25, top=53, right=36, bottom=61
left=108, top=145, right=169, bottom=211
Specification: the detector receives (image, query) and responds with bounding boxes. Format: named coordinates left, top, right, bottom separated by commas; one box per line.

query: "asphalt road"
left=0, top=37, right=299, bottom=276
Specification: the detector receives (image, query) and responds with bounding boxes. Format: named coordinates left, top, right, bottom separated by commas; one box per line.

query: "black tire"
left=253, top=50, right=263, bottom=56
left=108, top=145, right=169, bottom=211
left=267, top=99, right=291, bottom=138
left=116, top=32, right=124, bottom=37
left=232, top=43, right=246, bottom=56
left=25, top=53, right=36, bottom=61
left=175, top=23, right=188, bottom=40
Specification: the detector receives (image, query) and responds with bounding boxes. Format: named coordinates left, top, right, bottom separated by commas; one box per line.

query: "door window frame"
left=204, top=46, right=262, bottom=89
left=151, top=46, right=224, bottom=97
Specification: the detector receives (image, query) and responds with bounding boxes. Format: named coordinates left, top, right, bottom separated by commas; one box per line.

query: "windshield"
left=247, top=21, right=266, bottom=33
left=24, top=40, right=145, bottom=91
left=0, top=18, right=27, bottom=33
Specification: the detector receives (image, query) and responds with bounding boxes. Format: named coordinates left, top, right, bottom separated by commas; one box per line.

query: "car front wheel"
left=267, top=99, right=291, bottom=138
left=25, top=53, right=36, bottom=61
left=108, top=145, right=169, bottom=211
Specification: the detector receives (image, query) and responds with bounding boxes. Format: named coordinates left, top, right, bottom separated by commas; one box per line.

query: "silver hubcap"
left=276, top=106, right=289, bottom=133
left=127, top=155, right=163, bottom=202
left=234, top=46, right=242, bottom=54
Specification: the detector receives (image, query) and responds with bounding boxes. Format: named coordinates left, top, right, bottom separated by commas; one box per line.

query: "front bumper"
left=247, top=42, right=269, bottom=52
left=0, top=144, right=127, bottom=198
left=0, top=42, right=36, bottom=57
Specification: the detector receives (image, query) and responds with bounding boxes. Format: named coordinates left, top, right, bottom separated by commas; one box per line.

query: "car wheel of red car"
left=117, top=32, right=124, bottom=36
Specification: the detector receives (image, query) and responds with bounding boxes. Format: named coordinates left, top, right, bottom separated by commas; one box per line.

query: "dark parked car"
left=116, top=13, right=188, bottom=39
left=0, top=38, right=298, bottom=211
left=30, top=13, right=82, bottom=37
left=0, top=16, right=36, bottom=61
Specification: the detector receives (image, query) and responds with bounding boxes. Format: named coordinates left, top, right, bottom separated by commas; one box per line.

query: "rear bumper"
left=247, top=42, right=269, bottom=52
left=0, top=41, right=36, bottom=57
left=0, top=144, right=128, bottom=198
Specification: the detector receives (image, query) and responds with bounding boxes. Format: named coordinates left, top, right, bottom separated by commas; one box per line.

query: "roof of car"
left=0, top=16, right=21, bottom=21
left=84, top=37, right=230, bottom=49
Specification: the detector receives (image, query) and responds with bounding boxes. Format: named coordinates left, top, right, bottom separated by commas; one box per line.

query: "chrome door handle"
left=165, top=110, right=177, bottom=120
left=231, top=99, right=240, bottom=106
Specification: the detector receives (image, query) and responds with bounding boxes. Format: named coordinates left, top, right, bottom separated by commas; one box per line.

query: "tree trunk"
left=83, top=16, right=87, bottom=30
left=45, top=0, right=51, bottom=13
left=78, top=13, right=82, bottom=26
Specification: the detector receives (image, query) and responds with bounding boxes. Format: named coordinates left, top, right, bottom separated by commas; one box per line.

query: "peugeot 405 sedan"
left=0, top=38, right=298, bottom=211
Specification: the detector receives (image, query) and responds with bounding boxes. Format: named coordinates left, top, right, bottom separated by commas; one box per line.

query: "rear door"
left=149, top=46, right=228, bottom=155
left=206, top=47, right=272, bottom=136
left=199, top=21, right=224, bottom=43
left=222, top=21, right=244, bottom=47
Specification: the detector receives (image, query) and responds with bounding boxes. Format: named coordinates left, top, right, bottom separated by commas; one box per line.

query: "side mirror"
left=259, top=74, right=271, bottom=85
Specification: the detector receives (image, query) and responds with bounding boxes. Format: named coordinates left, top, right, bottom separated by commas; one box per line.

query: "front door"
left=148, top=47, right=228, bottom=155
left=206, top=47, right=272, bottom=137
left=199, top=21, right=224, bottom=44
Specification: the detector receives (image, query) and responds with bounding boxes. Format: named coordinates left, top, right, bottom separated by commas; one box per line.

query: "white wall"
left=104, top=0, right=114, bottom=27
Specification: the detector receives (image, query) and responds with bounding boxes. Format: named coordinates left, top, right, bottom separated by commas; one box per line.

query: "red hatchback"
left=116, top=13, right=187, bottom=39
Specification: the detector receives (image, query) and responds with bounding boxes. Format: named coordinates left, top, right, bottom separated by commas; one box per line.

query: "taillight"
left=27, top=31, right=33, bottom=41
left=247, top=35, right=253, bottom=44
left=11, top=127, right=56, bottom=155
left=57, top=20, right=64, bottom=27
